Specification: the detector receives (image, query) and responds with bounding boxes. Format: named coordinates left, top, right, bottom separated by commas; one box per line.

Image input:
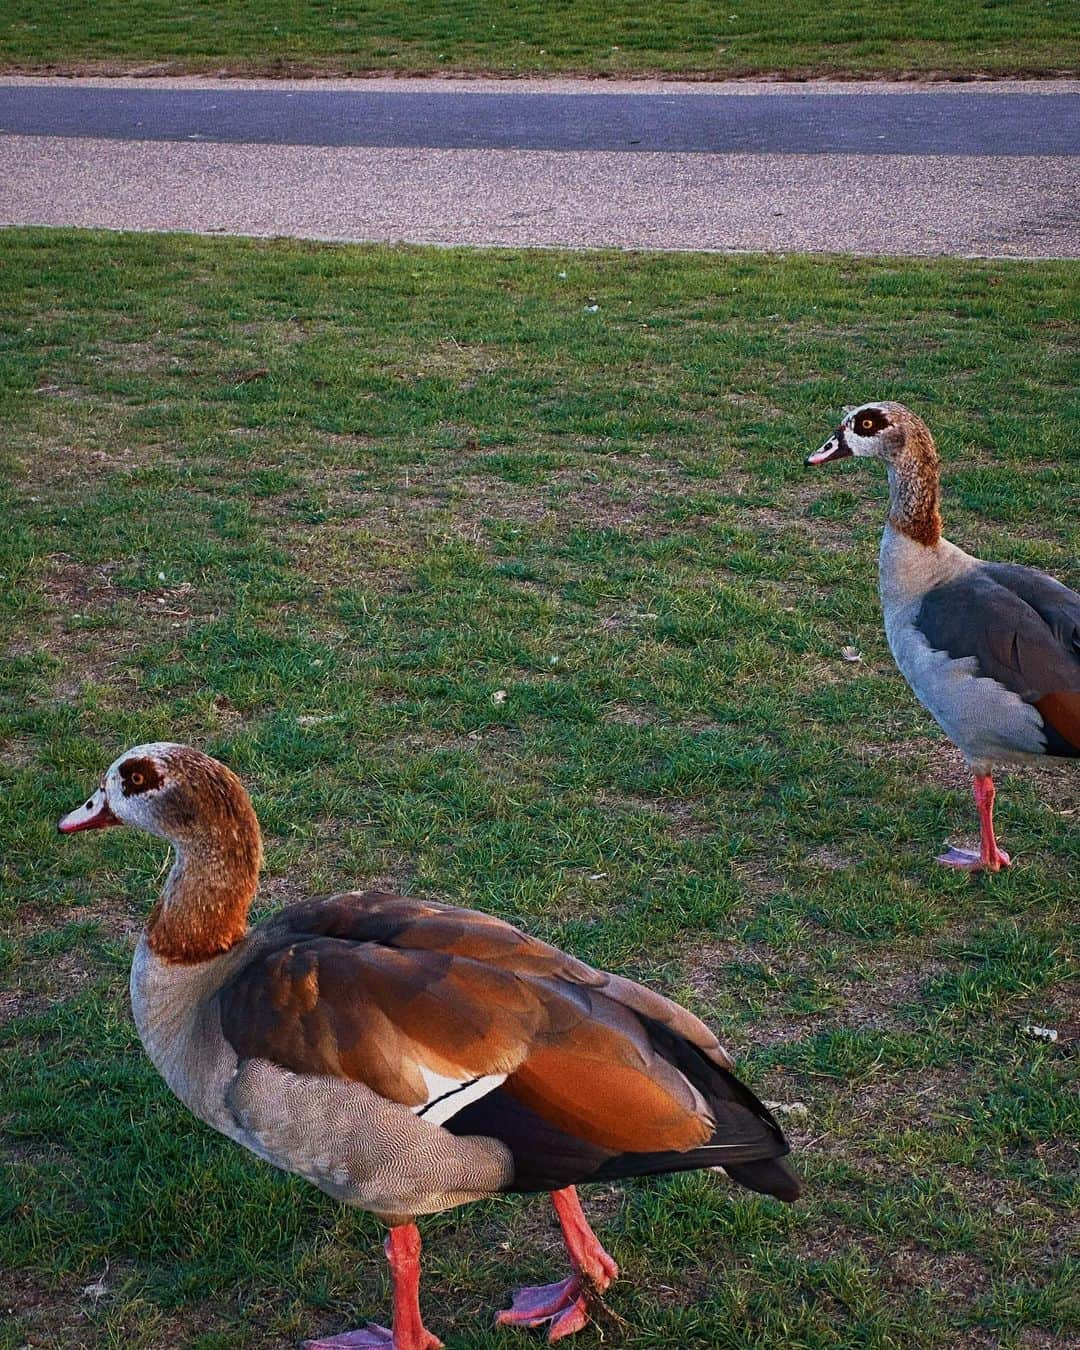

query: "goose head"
left=57, top=742, right=253, bottom=847
left=806, top=401, right=928, bottom=468
left=59, top=744, right=262, bottom=960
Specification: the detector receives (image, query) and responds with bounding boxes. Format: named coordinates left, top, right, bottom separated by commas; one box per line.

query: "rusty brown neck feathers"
left=886, top=418, right=942, bottom=547
left=146, top=758, right=262, bottom=965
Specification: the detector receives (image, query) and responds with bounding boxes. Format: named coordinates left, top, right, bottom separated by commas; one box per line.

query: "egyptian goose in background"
left=58, top=744, right=800, bottom=1349
left=807, top=403, right=1079, bottom=871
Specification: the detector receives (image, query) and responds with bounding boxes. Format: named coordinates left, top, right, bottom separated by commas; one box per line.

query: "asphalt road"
left=1, top=85, right=1076, bottom=156
left=2, top=77, right=1078, bottom=258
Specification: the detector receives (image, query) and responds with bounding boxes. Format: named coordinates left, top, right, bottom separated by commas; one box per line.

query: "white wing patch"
left=413, top=1066, right=507, bottom=1127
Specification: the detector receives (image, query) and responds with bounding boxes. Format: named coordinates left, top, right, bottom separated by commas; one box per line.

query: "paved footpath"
left=1, top=76, right=1077, bottom=257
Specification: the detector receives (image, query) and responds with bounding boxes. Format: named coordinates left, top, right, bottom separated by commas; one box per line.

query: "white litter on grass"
left=1020, top=1024, right=1058, bottom=1043
left=763, top=1100, right=810, bottom=1121
left=841, top=646, right=863, bottom=662
left=81, top=1266, right=109, bottom=1302
left=491, top=689, right=508, bottom=705
left=583, top=304, right=600, bottom=313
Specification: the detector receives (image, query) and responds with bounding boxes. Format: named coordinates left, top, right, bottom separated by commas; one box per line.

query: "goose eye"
left=860, top=418, right=874, bottom=431
left=120, top=759, right=161, bottom=796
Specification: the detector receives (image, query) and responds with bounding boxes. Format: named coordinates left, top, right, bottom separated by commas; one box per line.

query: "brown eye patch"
left=853, top=408, right=888, bottom=435
left=120, top=758, right=163, bottom=796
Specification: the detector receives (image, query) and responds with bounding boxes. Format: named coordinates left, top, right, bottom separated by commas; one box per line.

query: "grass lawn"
left=1, top=1, right=1077, bottom=79
left=0, top=229, right=1077, bottom=1347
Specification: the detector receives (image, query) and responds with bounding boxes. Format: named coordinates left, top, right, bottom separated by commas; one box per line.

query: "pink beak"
left=58, top=787, right=121, bottom=834
left=806, top=430, right=852, bottom=466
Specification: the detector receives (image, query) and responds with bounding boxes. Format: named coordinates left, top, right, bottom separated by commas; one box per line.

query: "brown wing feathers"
left=505, top=1014, right=713, bottom=1153
left=222, top=936, right=548, bottom=1104
left=1035, top=691, right=1080, bottom=754
left=450, top=1007, right=793, bottom=1195
left=218, top=891, right=791, bottom=1189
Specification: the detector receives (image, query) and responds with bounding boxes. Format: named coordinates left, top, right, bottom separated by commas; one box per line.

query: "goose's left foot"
left=497, top=1187, right=618, bottom=1341
left=938, top=774, right=1012, bottom=872
left=937, top=844, right=1011, bottom=871
left=497, top=1275, right=593, bottom=1339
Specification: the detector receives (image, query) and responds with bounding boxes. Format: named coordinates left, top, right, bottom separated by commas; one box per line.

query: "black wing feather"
left=446, top=1014, right=798, bottom=1201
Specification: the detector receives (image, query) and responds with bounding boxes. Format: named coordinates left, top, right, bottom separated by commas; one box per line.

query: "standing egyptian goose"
left=807, top=403, right=1079, bottom=871
left=58, top=743, right=800, bottom=1348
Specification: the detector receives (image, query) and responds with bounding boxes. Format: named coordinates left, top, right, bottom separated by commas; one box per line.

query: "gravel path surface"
left=2, top=77, right=1077, bottom=257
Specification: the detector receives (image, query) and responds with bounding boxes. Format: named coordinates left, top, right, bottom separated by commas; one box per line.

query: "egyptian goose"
left=58, top=743, right=800, bottom=1348
left=807, top=403, right=1079, bottom=871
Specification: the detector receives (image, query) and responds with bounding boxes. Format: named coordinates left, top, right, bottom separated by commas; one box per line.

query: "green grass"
left=1, top=229, right=1077, bottom=1348
left=1, top=0, right=1077, bottom=78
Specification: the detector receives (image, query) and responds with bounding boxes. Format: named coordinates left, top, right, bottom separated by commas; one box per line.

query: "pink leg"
left=497, top=1187, right=619, bottom=1342
left=937, top=774, right=1012, bottom=872
left=303, top=1223, right=443, bottom=1350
